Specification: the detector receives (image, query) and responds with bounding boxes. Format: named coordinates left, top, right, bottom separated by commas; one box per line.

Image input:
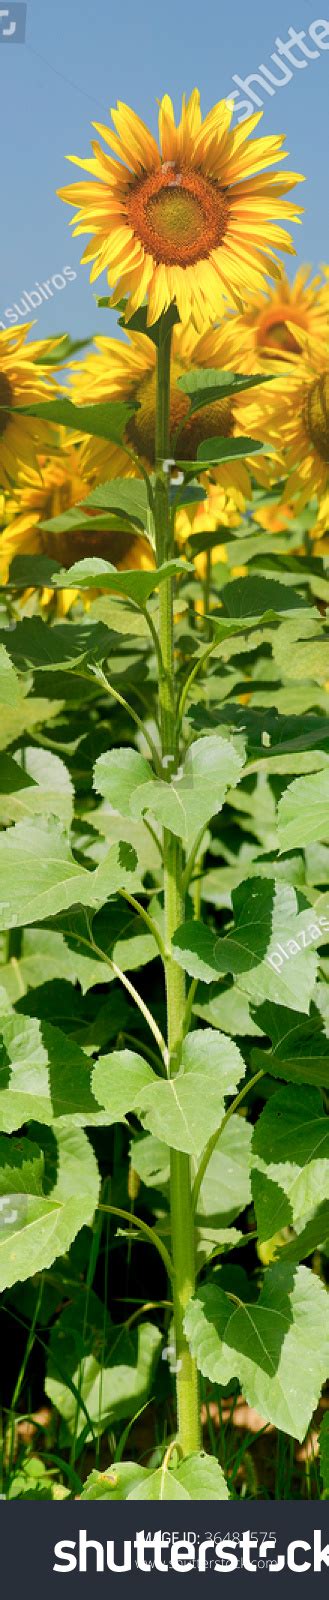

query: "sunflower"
left=240, top=341, right=329, bottom=509
left=1, top=438, right=152, bottom=609
left=0, top=323, right=62, bottom=488
left=252, top=499, right=296, bottom=533
left=72, top=320, right=267, bottom=509
left=309, top=489, right=329, bottom=550
left=223, top=264, right=329, bottom=370
left=58, top=91, right=303, bottom=330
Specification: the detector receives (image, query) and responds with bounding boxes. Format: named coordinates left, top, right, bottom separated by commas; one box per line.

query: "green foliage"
left=52, top=557, right=188, bottom=601
left=11, top=397, right=139, bottom=442
left=278, top=769, right=329, bottom=849
left=251, top=1084, right=329, bottom=1248
left=184, top=1264, right=329, bottom=1440
left=1, top=318, right=329, bottom=1504
left=0, top=1124, right=99, bottom=1289
left=93, top=1030, right=245, bottom=1157
left=177, top=367, right=272, bottom=409
left=319, top=1413, right=329, bottom=1496
left=0, top=819, right=142, bottom=929
left=80, top=1451, right=228, bottom=1500
left=46, top=1287, right=162, bottom=1442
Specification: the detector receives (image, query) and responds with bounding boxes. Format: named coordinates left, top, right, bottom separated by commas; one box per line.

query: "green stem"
left=90, top=664, right=162, bottom=774
left=177, top=636, right=216, bottom=730
left=119, top=889, right=166, bottom=962
left=70, top=922, right=168, bottom=1065
left=155, top=318, right=201, bottom=1457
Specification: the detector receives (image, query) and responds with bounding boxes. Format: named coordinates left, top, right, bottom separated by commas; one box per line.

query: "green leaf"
left=278, top=769, right=329, bottom=850
left=186, top=528, right=232, bottom=558
left=240, top=882, right=319, bottom=1014
left=10, top=397, right=138, bottom=443
left=0, top=644, right=21, bottom=706
left=221, top=576, right=309, bottom=618
left=117, top=298, right=180, bottom=346
left=92, top=1048, right=155, bottom=1125
left=0, top=695, right=64, bottom=753
left=251, top=1084, right=329, bottom=1241
left=0, top=1011, right=104, bottom=1131
left=0, top=819, right=142, bottom=931
left=141, top=1032, right=245, bottom=1157
left=195, top=1115, right=252, bottom=1226
left=0, top=1123, right=99, bottom=1289
left=177, top=368, right=272, bottom=411
left=94, top=747, right=153, bottom=816
left=36, top=508, right=137, bottom=539
left=0, top=1133, right=44, bottom=1196
left=172, top=879, right=275, bottom=982
left=93, top=1031, right=245, bottom=1157
left=0, top=618, right=114, bottom=672
left=51, top=558, right=188, bottom=606
left=79, top=1464, right=151, bottom=1500
left=184, top=1263, right=329, bottom=1440
left=89, top=594, right=150, bottom=638
left=176, top=436, right=265, bottom=473
left=79, top=1451, right=228, bottom=1500
left=175, top=1452, right=229, bottom=1499
left=35, top=334, right=92, bottom=365
left=132, top=735, right=245, bottom=851
left=0, top=927, right=114, bottom=1003
left=194, top=980, right=263, bottom=1038
left=129, top=1133, right=170, bottom=1190
left=91, top=900, right=157, bottom=975
left=0, top=747, right=73, bottom=826
left=46, top=1286, right=161, bottom=1438
left=128, top=1467, right=190, bottom=1500
left=251, top=1000, right=329, bottom=1088
left=80, top=478, right=149, bottom=527
left=4, top=556, right=62, bottom=590
left=269, top=1201, right=329, bottom=1264
left=273, top=624, right=329, bottom=683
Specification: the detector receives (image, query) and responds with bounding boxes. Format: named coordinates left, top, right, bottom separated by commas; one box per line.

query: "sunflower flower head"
left=0, top=323, right=63, bottom=488
left=240, top=337, right=329, bottom=509
left=222, top=264, right=329, bottom=371
left=1, top=437, right=152, bottom=611
left=71, top=319, right=269, bottom=506
left=58, top=90, right=304, bottom=330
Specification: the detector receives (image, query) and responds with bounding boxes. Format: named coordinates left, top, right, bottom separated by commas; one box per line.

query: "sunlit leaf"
left=185, top=1263, right=329, bottom=1440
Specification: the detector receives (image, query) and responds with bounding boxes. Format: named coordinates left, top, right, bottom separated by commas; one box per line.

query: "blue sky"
left=1, top=0, right=328, bottom=340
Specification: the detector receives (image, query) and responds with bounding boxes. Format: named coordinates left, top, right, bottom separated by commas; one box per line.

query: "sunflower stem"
left=155, top=316, right=201, bottom=1457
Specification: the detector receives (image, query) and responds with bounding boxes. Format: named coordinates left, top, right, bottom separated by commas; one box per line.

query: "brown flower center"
left=41, top=482, right=78, bottom=523
left=127, top=362, right=233, bottom=464
left=126, top=165, right=228, bottom=266
left=256, top=309, right=304, bottom=357
left=37, top=488, right=146, bottom=570
left=305, top=373, right=329, bottom=463
left=50, top=526, right=145, bottom=569
left=0, top=372, right=13, bottom=438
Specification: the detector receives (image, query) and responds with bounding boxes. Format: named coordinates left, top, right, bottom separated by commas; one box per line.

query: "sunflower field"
left=1, top=90, right=329, bottom=1504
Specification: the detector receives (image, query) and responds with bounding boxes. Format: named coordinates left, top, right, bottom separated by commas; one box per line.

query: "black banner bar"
left=1, top=1501, right=329, bottom=1594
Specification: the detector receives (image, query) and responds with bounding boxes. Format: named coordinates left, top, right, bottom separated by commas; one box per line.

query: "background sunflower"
left=241, top=339, right=329, bottom=510
left=222, top=264, right=329, bottom=370
left=0, top=323, right=62, bottom=488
